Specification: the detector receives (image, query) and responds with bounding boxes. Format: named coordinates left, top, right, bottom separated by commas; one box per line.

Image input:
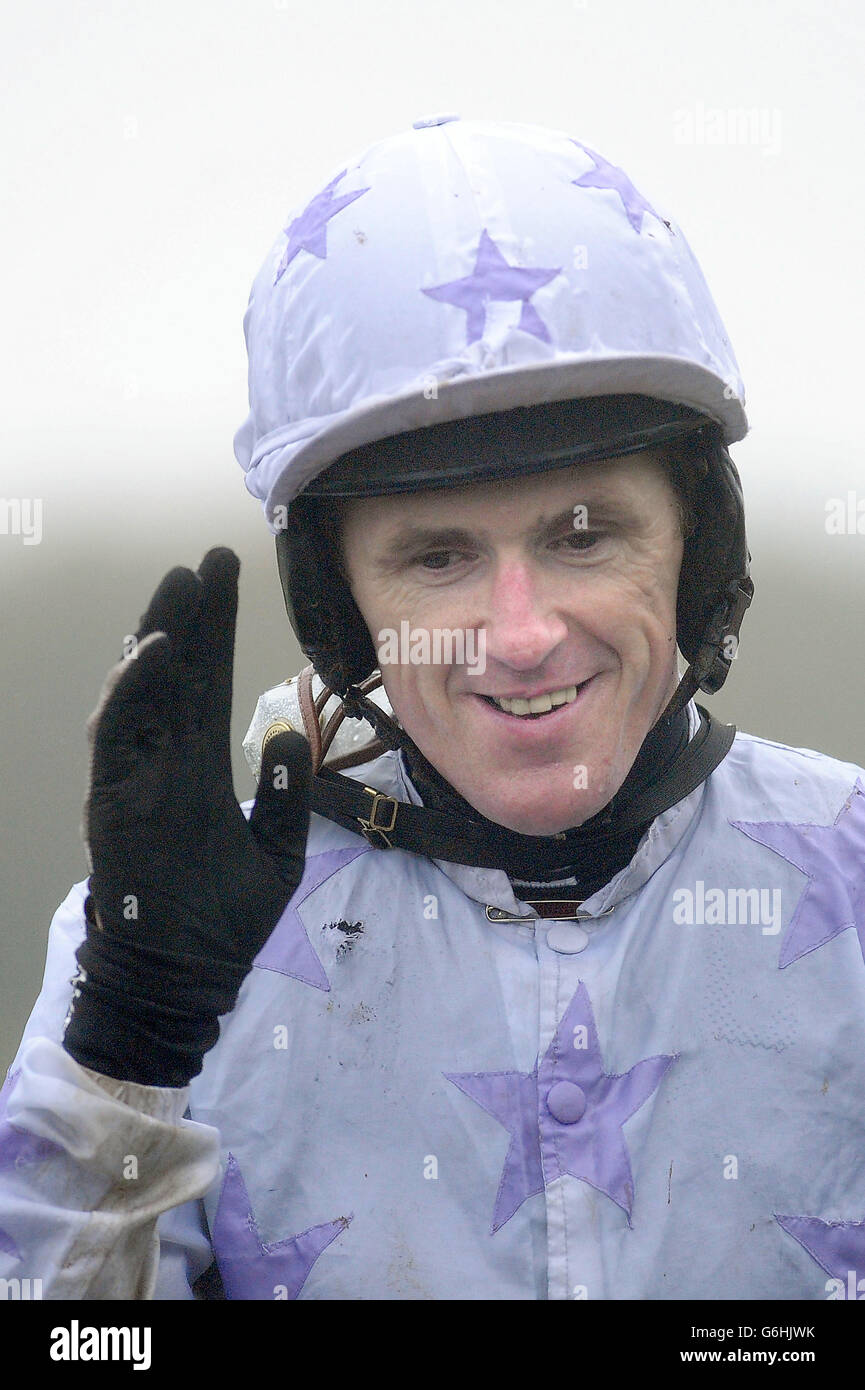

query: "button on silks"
left=546, top=1080, right=587, bottom=1124
left=546, top=922, right=589, bottom=954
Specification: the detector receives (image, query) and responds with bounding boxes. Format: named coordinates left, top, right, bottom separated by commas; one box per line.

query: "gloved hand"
left=62, top=547, right=311, bottom=1088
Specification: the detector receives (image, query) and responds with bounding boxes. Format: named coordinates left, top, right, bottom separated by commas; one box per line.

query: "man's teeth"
left=490, top=685, right=579, bottom=716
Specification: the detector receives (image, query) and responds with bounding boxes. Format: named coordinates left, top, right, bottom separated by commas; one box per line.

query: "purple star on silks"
left=776, top=1213, right=865, bottom=1296
left=445, top=982, right=677, bottom=1232
left=211, top=1152, right=351, bottom=1300
left=0, top=1072, right=63, bottom=1174
left=273, top=170, right=370, bottom=284
left=0, top=1227, right=19, bottom=1260
left=0, top=1071, right=63, bottom=1263
left=571, top=141, right=660, bottom=234
left=445, top=1065, right=543, bottom=1233
left=421, top=228, right=560, bottom=345
left=0, top=1086, right=21, bottom=1258
left=0, top=1120, right=62, bottom=1176
left=253, top=846, right=370, bottom=991
left=731, top=779, right=865, bottom=970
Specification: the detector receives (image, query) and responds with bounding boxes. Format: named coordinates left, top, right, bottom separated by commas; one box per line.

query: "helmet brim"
left=299, top=393, right=710, bottom=498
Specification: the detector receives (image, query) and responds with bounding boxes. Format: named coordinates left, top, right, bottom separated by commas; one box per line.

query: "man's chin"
left=458, top=785, right=616, bottom=837
left=487, top=811, right=603, bottom=837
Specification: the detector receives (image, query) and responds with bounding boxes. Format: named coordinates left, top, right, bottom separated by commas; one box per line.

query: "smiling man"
left=3, top=119, right=865, bottom=1304
left=339, top=450, right=685, bottom=835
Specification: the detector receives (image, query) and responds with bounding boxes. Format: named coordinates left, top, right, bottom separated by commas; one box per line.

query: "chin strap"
left=295, top=699, right=733, bottom=875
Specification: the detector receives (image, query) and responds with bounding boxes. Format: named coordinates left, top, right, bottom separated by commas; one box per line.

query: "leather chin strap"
left=290, top=680, right=735, bottom=874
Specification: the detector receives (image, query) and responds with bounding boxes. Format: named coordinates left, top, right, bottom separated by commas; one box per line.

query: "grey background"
left=2, top=0, right=864, bottom=1072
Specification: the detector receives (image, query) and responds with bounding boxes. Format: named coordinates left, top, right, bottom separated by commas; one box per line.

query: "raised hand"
left=63, top=548, right=311, bottom=1087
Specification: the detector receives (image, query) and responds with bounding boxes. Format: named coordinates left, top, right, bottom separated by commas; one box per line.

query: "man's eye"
left=418, top=550, right=465, bottom=570
left=559, top=532, right=602, bottom=552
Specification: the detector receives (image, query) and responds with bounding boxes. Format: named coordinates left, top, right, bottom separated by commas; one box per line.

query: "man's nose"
left=482, top=560, right=569, bottom=671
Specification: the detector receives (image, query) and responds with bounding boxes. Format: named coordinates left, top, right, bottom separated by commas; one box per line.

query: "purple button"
left=546, top=1080, right=587, bottom=1124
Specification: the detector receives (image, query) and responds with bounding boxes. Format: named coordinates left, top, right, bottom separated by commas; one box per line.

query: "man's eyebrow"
left=377, top=525, right=481, bottom=563
left=533, top=499, right=640, bottom=535
left=376, top=495, right=641, bottom=563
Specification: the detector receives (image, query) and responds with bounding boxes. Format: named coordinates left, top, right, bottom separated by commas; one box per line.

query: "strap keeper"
left=697, top=577, right=755, bottom=695
left=357, top=787, right=399, bottom=848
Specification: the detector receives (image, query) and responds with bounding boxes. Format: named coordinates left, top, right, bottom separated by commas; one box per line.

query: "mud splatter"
left=323, top=919, right=364, bottom=959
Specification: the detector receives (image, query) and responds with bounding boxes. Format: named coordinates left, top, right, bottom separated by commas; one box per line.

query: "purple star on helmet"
left=421, top=228, right=560, bottom=345
left=776, top=1213, right=865, bottom=1297
left=445, top=982, right=676, bottom=1231
left=731, top=779, right=865, bottom=970
left=570, top=141, right=660, bottom=234
left=211, top=1152, right=351, bottom=1300
left=273, top=170, right=370, bottom=285
left=253, top=846, right=370, bottom=991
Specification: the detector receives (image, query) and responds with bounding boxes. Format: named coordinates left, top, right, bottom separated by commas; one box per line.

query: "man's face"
left=339, top=449, right=684, bottom=835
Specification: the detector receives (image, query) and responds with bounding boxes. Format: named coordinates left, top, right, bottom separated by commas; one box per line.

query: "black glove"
left=63, top=547, right=311, bottom=1087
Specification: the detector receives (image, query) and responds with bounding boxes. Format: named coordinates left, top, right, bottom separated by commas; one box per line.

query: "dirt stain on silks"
left=323, top=919, right=364, bottom=959
left=667, top=1161, right=673, bottom=1205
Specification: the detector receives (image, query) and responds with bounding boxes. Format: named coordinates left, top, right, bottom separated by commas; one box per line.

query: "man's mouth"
left=479, top=680, right=592, bottom=719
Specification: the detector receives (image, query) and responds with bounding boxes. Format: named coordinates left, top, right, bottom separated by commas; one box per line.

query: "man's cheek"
left=609, top=548, right=679, bottom=607
left=380, top=669, right=437, bottom=730
left=604, top=626, right=664, bottom=699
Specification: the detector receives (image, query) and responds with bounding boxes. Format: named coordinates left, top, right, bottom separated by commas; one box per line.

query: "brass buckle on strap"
left=357, top=787, right=399, bottom=849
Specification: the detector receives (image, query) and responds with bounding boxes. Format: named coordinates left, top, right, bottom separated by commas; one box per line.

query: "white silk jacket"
left=2, top=695, right=864, bottom=1301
